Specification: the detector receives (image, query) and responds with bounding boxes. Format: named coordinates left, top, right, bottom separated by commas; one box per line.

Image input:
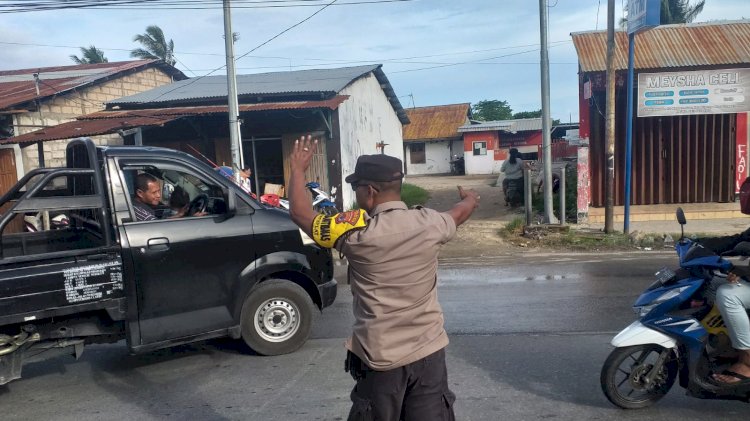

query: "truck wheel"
left=240, top=279, right=315, bottom=356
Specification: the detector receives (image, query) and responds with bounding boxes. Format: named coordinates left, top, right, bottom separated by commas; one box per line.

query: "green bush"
left=401, top=183, right=430, bottom=208
left=532, top=165, right=577, bottom=223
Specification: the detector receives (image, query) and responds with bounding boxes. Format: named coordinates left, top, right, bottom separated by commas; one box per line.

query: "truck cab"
left=0, top=138, right=336, bottom=385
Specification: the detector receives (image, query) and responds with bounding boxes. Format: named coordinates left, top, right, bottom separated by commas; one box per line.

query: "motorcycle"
left=259, top=182, right=337, bottom=216
left=24, top=212, right=69, bottom=232
left=450, top=155, right=465, bottom=175
left=601, top=207, right=750, bottom=409
left=504, top=178, right=523, bottom=207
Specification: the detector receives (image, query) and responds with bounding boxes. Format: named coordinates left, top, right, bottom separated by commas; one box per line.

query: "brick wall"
left=16, top=67, right=174, bottom=170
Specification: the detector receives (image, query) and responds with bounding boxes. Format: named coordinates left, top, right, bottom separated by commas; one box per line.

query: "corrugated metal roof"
left=458, top=118, right=544, bottom=133
left=402, top=103, right=470, bottom=142
left=1, top=96, right=350, bottom=144
left=109, top=65, right=380, bottom=105
left=0, top=60, right=186, bottom=110
left=1, top=116, right=179, bottom=145
left=107, top=64, right=409, bottom=124
left=571, top=20, right=750, bottom=73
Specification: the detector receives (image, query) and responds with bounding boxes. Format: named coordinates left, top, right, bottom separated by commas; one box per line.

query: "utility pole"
left=223, top=0, right=244, bottom=176
left=539, top=0, right=556, bottom=223
left=604, top=0, right=616, bottom=233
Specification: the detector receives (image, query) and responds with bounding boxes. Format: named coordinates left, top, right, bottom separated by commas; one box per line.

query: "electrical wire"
left=145, top=0, right=340, bottom=102
left=0, top=0, right=412, bottom=13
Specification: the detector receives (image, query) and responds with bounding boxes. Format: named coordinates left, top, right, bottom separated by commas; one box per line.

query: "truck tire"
left=240, top=279, right=315, bottom=356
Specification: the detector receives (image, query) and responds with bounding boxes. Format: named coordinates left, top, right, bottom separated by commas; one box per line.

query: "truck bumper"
left=318, top=278, right=337, bottom=309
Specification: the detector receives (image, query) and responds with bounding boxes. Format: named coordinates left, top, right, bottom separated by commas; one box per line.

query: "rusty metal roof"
left=1, top=96, right=349, bottom=144
left=0, top=60, right=186, bottom=110
left=402, top=103, right=470, bottom=142
left=571, top=20, right=750, bottom=73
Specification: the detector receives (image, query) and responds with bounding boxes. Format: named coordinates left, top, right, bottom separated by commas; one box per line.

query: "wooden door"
left=282, top=132, right=329, bottom=196
left=0, top=148, right=23, bottom=233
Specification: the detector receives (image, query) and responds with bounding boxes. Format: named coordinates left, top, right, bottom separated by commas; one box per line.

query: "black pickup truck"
left=0, top=138, right=336, bottom=385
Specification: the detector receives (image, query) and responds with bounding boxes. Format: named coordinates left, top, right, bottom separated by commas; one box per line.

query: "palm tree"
left=620, top=0, right=705, bottom=27
left=661, top=0, right=705, bottom=24
left=130, top=25, right=176, bottom=66
left=70, top=46, right=108, bottom=64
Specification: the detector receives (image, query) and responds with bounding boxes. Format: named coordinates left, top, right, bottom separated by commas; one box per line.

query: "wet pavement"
left=3, top=252, right=749, bottom=420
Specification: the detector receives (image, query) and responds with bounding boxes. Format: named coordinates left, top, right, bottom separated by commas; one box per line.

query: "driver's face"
left=137, top=180, right=162, bottom=207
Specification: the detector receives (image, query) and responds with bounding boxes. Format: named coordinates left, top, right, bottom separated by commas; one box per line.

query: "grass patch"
left=498, top=217, right=525, bottom=238
left=541, top=231, right=633, bottom=251
left=401, top=183, right=430, bottom=208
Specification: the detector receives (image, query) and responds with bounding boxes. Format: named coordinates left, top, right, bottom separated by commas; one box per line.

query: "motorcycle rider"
left=500, top=148, right=524, bottom=206
left=699, top=231, right=750, bottom=386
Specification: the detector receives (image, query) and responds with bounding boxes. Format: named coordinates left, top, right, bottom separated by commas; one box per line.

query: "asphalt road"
left=2, top=251, right=749, bottom=420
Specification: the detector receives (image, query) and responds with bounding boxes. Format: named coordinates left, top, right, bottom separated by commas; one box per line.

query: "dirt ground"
left=405, top=174, right=523, bottom=257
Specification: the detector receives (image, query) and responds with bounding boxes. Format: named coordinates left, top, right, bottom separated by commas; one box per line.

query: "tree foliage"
left=471, top=100, right=513, bottom=121
left=70, top=46, right=108, bottom=64
left=512, top=109, right=542, bottom=119
left=621, top=0, right=705, bottom=27
left=130, top=25, right=176, bottom=66
left=661, top=0, right=705, bottom=24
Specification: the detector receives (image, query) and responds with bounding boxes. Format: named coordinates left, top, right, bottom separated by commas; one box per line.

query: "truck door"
left=117, top=160, right=255, bottom=346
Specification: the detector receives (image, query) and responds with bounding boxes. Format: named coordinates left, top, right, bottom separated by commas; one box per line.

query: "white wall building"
left=402, top=104, right=471, bottom=176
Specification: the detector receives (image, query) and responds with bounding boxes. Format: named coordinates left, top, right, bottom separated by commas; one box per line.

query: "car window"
left=121, top=163, right=229, bottom=222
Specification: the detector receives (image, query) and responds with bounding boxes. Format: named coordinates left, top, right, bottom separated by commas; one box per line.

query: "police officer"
left=288, top=135, right=480, bottom=421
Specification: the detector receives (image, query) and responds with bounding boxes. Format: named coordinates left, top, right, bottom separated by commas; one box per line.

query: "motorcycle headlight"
left=633, top=286, right=690, bottom=317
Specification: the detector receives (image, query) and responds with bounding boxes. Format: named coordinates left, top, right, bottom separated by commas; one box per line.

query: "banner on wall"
left=638, top=68, right=750, bottom=117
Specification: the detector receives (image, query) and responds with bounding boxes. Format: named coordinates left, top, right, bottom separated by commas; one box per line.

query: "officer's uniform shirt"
left=335, top=201, right=456, bottom=371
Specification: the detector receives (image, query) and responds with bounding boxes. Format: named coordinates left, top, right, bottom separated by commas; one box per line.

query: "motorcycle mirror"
left=675, top=207, right=686, bottom=240
left=675, top=207, right=686, bottom=225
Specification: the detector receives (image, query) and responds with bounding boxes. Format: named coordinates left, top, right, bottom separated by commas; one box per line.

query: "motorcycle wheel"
left=600, top=344, right=678, bottom=409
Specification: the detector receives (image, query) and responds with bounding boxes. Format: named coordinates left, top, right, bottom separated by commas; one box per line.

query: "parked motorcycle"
left=24, top=212, right=69, bottom=232
left=261, top=182, right=337, bottom=216
left=450, top=155, right=465, bottom=175
left=601, top=207, right=750, bottom=409
left=504, top=178, right=523, bottom=207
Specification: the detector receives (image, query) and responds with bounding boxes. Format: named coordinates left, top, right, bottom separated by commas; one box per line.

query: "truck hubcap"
left=254, top=298, right=299, bottom=342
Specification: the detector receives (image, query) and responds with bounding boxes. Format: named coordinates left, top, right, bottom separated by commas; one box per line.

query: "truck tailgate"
left=0, top=253, right=125, bottom=325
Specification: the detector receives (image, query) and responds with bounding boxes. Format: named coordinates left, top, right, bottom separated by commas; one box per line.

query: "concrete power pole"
left=539, top=0, right=556, bottom=224
left=604, top=0, right=616, bottom=233
left=223, top=0, right=244, bottom=175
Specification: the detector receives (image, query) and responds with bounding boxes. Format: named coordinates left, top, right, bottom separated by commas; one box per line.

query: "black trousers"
left=346, top=348, right=456, bottom=421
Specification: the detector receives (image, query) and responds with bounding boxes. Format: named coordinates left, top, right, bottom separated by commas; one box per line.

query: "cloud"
left=0, top=0, right=746, bottom=121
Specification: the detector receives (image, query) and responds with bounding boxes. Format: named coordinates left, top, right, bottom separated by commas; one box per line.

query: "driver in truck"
left=133, top=173, right=162, bottom=221
left=133, top=173, right=204, bottom=221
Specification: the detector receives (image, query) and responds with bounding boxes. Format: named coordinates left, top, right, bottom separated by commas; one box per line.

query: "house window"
left=473, top=141, right=487, bottom=156
left=410, top=143, right=426, bottom=164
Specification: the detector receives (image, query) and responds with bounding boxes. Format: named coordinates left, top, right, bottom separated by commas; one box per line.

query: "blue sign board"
left=627, top=0, right=660, bottom=34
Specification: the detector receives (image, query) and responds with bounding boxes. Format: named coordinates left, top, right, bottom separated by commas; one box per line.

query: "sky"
left=1, top=0, right=748, bottom=122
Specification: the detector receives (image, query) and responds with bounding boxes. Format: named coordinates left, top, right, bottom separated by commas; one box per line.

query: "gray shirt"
left=501, top=159, right=524, bottom=180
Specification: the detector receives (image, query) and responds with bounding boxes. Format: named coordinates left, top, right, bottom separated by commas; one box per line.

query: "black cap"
left=345, top=154, right=404, bottom=184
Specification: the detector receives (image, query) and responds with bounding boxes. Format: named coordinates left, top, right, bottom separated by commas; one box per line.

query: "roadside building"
left=457, top=118, right=545, bottom=175
left=402, top=103, right=471, bottom=175
left=572, top=20, right=750, bottom=214
left=3, top=65, right=408, bottom=210
left=0, top=60, right=185, bottom=193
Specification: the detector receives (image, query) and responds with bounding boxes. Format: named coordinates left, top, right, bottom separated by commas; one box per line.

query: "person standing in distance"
left=288, top=135, right=480, bottom=421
